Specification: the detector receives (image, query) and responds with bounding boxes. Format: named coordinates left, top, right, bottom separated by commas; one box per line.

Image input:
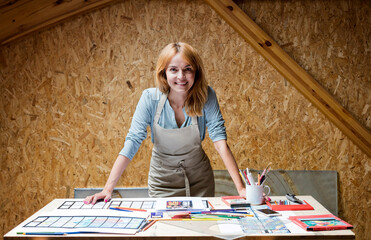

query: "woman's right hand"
left=84, top=155, right=131, bottom=205
left=84, top=189, right=112, bottom=205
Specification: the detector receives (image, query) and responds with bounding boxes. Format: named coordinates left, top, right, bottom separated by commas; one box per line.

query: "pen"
left=258, top=174, right=261, bottom=185
left=158, top=218, right=223, bottom=221
left=111, top=206, right=147, bottom=212
left=141, top=220, right=157, bottom=231
left=208, top=200, right=215, bottom=209
left=209, top=209, right=239, bottom=213
left=261, top=168, right=266, bottom=177
left=239, top=170, right=248, bottom=185
left=192, top=209, right=249, bottom=214
left=196, top=211, right=248, bottom=215
left=208, top=212, right=253, bottom=217
left=109, top=207, right=133, bottom=212
left=206, top=214, right=241, bottom=219
left=191, top=214, right=241, bottom=220
left=241, top=169, right=250, bottom=185
left=261, top=176, right=267, bottom=185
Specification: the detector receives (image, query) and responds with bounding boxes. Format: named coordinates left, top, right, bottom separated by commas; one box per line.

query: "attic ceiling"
left=0, top=0, right=370, bottom=156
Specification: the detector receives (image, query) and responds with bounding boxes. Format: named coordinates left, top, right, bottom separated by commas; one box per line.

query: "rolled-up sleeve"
left=205, top=87, right=227, bottom=142
left=119, top=90, right=153, bottom=160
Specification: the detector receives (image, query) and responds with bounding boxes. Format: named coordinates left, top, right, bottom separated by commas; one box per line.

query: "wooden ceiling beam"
left=0, top=0, right=119, bottom=45
left=204, top=0, right=371, bottom=157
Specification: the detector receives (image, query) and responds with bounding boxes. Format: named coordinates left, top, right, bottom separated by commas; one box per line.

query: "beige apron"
left=148, top=92, right=215, bottom=198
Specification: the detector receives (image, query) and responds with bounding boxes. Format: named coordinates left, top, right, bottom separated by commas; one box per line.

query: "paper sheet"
left=58, top=199, right=157, bottom=210
left=12, top=206, right=150, bottom=235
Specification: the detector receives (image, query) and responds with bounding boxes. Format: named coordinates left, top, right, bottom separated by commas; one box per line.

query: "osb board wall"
left=233, top=0, right=370, bottom=238
left=0, top=0, right=369, bottom=238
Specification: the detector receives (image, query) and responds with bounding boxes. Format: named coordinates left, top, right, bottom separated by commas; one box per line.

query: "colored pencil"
left=207, top=200, right=215, bottom=209
left=111, top=206, right=147, bottom=212
left=141, top=220, right=157, bottom=231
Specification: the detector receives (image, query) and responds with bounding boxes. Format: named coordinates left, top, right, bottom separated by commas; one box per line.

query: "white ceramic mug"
left=245, top=184, right=271, bottom=205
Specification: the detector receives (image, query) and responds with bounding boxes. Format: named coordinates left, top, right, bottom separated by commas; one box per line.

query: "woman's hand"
left=238, top=187, right=246, bottom=199
left=84, top=155, right=131, bottom=205
left=84, top=189, right=112, bottom=205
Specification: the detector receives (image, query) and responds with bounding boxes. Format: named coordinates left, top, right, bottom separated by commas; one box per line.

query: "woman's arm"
left=84, top=155, right=131, bottom=205
left=84, top=90, right=155, bottom=204
left=214, top=139, right=246, bottom=198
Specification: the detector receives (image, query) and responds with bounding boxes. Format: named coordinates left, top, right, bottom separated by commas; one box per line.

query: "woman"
left=84, top=42, right=245, bottom=204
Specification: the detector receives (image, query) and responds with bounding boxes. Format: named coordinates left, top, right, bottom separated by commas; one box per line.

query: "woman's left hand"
left=238, top=187, right=246, bottom=199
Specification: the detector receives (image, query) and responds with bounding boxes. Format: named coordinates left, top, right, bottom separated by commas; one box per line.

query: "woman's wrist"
left=236, top=184, right=245, bottom=193
left=103, top=185, right=114, bottom=194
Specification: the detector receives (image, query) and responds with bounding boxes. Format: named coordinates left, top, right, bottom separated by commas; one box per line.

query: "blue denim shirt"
left=119, top=86, right=226, bottom=160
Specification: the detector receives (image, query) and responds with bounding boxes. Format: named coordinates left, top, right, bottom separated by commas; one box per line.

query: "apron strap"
left=191, top=116, right=197, bottom=126
left=154, top=91, right=168, bottom=124
left=177, top=160, right=191, bottom=197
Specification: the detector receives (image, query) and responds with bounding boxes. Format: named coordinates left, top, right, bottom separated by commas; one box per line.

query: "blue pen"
left=210, top=209, right=237, bottom=212
left=109, top=207, right=133, bottom=212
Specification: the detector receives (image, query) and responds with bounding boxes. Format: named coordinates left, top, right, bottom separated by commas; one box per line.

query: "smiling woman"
left=155, top=42, right=208, bottom=117
left=84, top=42, right=246, bottom=203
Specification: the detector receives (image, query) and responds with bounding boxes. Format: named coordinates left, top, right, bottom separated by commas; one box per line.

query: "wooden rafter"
left=0, top=0, right=119, bottom=45
left=204, top=0, right=371, bottom=157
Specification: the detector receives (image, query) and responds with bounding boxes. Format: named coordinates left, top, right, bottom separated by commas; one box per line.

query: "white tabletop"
left=4, top=196, right=355, bottom=239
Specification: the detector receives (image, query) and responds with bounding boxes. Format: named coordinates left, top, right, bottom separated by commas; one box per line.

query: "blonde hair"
left=155, top=42, right=208, bottom=117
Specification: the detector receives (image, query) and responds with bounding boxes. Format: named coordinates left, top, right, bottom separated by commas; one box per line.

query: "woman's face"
left=165, top=53, right=195, bottom=94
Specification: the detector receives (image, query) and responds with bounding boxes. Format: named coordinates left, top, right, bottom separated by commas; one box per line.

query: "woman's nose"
left=177, top=70, right=185, bottom=78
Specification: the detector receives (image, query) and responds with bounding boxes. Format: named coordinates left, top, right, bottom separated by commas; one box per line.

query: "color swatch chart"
left=23, top=216, right=146, bottom=230
left=260, top=217, right=290, bottom=233
left=239, top=217, right=290, bottom=234
left=58, top=200, right=157, bottom=210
